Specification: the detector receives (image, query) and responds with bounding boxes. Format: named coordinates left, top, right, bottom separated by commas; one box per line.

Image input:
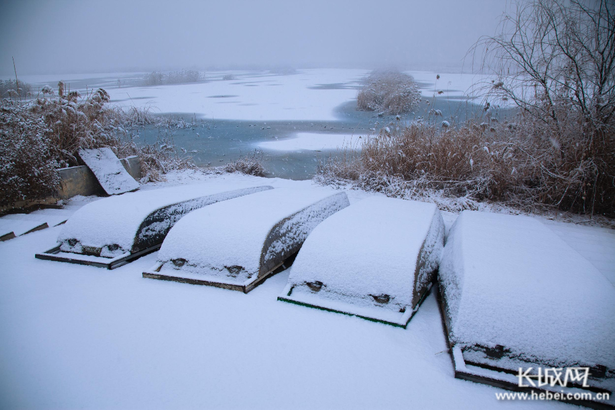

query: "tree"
left=473, top=0, right=615, bottom=215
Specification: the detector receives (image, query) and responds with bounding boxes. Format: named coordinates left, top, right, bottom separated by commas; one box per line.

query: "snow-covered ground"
left=3, top=68, right=612, bottom=408
left=1, top=171, right=612, bottom=409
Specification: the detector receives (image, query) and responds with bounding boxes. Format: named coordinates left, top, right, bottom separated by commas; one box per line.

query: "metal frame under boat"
left=36, top=244, right=161, bottom=270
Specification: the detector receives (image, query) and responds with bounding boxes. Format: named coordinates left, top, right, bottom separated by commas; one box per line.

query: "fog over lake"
left=1, top=0, right=510, bottom=75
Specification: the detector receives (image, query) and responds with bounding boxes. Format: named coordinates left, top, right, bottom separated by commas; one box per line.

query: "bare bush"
left=471, top=0, right=615, bottom=215
left=144, top=72, right=164, bottom=86
left=357, top=70, right=421, bottom=115
left=166, top=70, right=201, bottom=84
left=224, top=151, right=266, bottom=177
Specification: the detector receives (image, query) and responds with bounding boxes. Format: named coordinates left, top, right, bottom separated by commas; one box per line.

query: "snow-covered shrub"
left=166, top=70, right=201, bottom=84
left=470, top=0, right=615, bottom=215
left=0, top=79, right=31, bottom=99
left=0, top=99, right=58, bottom=206
left=0, top=86, right=194, bottom=208
left=357, top=71, right=421, bottom=115
left=316, top=119, right=615, bottom=216
left=144, top=72, right=164, bottom=86
left=224, top=151, right=265, bottom=177
left=143, top=70, right=201, bottom=86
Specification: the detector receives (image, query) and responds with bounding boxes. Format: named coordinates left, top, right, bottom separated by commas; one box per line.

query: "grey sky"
left=0, top=0, right=510, bottom=75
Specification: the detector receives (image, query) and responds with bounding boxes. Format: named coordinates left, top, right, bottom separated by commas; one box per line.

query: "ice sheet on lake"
left=107, top=69, right=368, bottom=122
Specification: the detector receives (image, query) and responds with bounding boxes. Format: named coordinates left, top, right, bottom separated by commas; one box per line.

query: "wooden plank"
left=0, top=232, right=16, bottom=242
left=22, top=222, right=49, bottom=235
left=78, top=148, right=139, bottom=195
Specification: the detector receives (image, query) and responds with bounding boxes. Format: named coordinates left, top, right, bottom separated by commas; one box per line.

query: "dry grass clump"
left=224, top=151, right=266, bottom=177
left=0, top=84, right=193, bottom=207
left=357, top=70, right=421, bottom=115
left=317, top=115, right=615, bottom=216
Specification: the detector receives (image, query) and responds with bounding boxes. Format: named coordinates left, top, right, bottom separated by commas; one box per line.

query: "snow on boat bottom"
left=278, top=197, right=445, bottom=328
left=143, top=189, right=349, bottom=293
left=36, top=185, right=273, bottom=269
left=438, top=211, right=615, bottom=409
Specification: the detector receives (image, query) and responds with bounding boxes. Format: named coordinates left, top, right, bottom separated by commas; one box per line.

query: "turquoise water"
left=133, top=97, right=502, bottom=180
left=20, top=72, right=512, bottom=179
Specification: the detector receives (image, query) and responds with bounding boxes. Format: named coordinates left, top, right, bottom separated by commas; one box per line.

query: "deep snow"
left=1, top=66, right=612, bottom=409
left=0, top=172, right=609, bottom=409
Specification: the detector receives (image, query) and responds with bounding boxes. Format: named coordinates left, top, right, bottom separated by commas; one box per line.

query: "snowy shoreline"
left=1, top=170, right=614, bottom=409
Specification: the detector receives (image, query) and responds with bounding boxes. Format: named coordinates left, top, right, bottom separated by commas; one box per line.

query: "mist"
left=1, top=0, right=509, bottom=75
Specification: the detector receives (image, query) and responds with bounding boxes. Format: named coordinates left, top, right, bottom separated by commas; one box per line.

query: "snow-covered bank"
left=1, top=171, right=612, bottom=409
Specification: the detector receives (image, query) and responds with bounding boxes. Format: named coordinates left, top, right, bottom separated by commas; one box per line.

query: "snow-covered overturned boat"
left=278, top=197, right=445, bottom=327
left=143, top=189, right=350, bottom=293
left=35, top=184, right=273, bottom=269
left=438, top=211, right=615, bottom=408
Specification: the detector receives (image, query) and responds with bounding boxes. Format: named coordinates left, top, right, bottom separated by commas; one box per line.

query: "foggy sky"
left=0, top=0, right=510, bottom=75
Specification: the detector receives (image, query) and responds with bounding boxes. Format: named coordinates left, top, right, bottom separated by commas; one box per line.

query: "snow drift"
left=145, top=188, right=350, bottom=292
left=279, top=197, right=445, bottom=327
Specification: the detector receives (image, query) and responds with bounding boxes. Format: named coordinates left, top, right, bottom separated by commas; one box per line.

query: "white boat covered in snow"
left=36, top=184, right=273, bottom=269
left=278, top=197, right=445, bottom=327
left=143, top=188, right=350, bottom=293
left=438, top=211, right=615, bottom=408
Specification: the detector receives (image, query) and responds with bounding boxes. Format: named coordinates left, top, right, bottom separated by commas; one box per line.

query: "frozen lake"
left=18, top=69, right=505, bottom=179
